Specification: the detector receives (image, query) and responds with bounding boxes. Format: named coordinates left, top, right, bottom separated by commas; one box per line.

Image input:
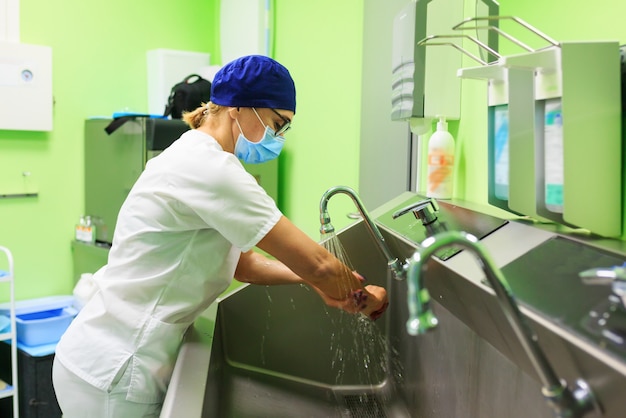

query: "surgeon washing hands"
left=52, top=55, right=388, bottom=418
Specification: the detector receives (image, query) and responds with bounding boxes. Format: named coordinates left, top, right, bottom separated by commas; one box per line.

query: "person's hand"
left=312, top=272, right=389, bottom=320
left=354, top=285, right=389, bottom=321
left=360, top=285, right=389, bottom=320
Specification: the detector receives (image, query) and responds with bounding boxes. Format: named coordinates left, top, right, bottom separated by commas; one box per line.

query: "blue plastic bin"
left=0, top=296, right=77, bottom=347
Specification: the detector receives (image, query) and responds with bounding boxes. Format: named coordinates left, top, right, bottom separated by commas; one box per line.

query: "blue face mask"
left=234, top=112, right=286, bottom=164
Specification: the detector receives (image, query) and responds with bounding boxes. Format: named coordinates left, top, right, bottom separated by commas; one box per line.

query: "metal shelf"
left=0, top=193, right=38, bottom=199
left=0, top=246, right=18, bottom=418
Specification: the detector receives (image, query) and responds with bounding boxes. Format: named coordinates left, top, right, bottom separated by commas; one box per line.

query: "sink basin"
left=200, top=220, right=413, bottom=417
left=203, top=295, right=404, bottom=417
left=501, top=236, right=626, bottom=359
left=160, top=218, right=417, bottom=417
left=161, top=194, right=597, bottom=418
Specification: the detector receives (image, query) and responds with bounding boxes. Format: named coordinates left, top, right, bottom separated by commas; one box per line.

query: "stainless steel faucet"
left=407, top=230, right=599, bottom=418
left=319, top=186, right=406, bottom=280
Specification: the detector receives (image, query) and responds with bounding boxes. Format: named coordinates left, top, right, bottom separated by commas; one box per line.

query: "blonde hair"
left=182, top=102, right=223, bottom=129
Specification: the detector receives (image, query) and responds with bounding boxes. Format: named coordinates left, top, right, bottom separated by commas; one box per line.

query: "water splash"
left=262, top=287, right=272, bottom=366
left=321, top=232, right=402, bottom=389
left=253, top=230, right=404, bottom=411
left=320, top=231, right=359, bottom=311
left=320, top=231, right=354, bottom=270
left=320, top=230, right=406, bottom=412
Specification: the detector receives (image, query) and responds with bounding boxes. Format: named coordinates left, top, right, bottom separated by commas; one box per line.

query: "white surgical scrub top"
left=56, top=129, right=282, bottom=403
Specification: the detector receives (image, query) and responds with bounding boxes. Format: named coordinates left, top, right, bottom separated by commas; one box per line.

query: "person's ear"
left=227, top=107, right=241, bottom=120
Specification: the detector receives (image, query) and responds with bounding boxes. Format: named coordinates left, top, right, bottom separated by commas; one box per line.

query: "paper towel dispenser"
left=391, top=0, right=463, bottom=123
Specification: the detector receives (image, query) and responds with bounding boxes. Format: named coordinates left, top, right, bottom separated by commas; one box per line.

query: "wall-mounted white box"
left=391, top=0, right=464, bottom=124
left=0, top=42, right=52, bottom=131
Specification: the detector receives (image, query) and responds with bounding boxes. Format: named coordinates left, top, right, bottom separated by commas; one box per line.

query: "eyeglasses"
left=270, top=108, right=292, bottom=136
left=252, top=108, right=292, bottom=136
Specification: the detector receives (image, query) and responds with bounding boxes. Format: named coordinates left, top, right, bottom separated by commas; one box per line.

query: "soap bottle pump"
left=426, top=116, right=455, bottom=199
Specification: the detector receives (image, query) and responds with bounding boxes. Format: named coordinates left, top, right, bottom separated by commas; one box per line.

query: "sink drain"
left=342, top=394, right=387, bottom=418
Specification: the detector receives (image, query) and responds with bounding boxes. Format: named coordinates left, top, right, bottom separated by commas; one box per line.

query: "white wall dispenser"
left=391, top=0, right=464, bottom=135
left=457, top=16, right=622, bottom=237
left=504, top=40, right=622, bottom=237
left=457, top=60, right=516, bottom=214
left=1, top=0, right=52, bottom=132
left=455, top=16, right=560, bottom=220
left=0, top=41, right=52, bottom=131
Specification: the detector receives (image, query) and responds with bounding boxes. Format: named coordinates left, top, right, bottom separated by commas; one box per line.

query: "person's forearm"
left=236, top=250, right=389, bottom=320
left=253, top=216, right=389, bottom=319
left=255, top=217, right=364, bottom=300
left=235, top=250, right=360, bottom=294
left=234, top=250, right=305, bottom=285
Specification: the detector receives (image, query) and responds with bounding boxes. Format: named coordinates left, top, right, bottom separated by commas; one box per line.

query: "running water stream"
left=320, top=231, right=403, bottom=391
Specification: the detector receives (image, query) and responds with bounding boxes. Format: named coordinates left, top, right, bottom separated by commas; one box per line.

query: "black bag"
left=163, top=74, right=212, bottom=119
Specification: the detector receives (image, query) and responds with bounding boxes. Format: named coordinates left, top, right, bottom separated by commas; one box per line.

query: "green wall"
left=2, top=0, right=626, bottom=300
left=273, top=0, right=364, bottom=238
left=0, top=0, right=362, bottom=300
left=0, top=0, right=218, bottom=300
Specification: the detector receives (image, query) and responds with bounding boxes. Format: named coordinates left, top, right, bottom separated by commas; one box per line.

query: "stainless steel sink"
left=161, top=218, right=416, bottom=418
left=203, top=299, right=402, bottom=417
left=202, top=220, right=413, bottom=417
left=162, top=193, right=626, bottom=418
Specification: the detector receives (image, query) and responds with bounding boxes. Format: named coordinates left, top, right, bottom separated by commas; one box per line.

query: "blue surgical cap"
left=210, top=55, right=296, bottom=113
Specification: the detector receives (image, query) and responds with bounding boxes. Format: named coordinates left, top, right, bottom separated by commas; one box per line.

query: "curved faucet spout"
left=319, top=186, right=405, bottom=280
left=407, top=230, right=598, bottom=418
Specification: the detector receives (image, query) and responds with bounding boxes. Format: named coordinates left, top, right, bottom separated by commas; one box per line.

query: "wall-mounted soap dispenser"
left=456, top=53, right=522, bottom=215
left=391, top=0, right=464, bottom=133
left=499, top=40, right=572, bottom=227
left=456, top=16, right=622, bottom=237
left=504, top=41, right=622, bottom=237
left=455, top=16, right=559, bottom=220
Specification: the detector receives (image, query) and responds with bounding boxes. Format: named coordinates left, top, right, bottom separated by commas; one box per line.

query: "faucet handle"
left=579, top=264, right=626, bottom=283
left=392, top=198, right=440, bottom=226
left=579, top=264, right=626, bottom=309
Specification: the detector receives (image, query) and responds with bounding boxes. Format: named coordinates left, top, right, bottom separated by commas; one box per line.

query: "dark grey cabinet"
left=0, top=344, right=61, bottom=418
